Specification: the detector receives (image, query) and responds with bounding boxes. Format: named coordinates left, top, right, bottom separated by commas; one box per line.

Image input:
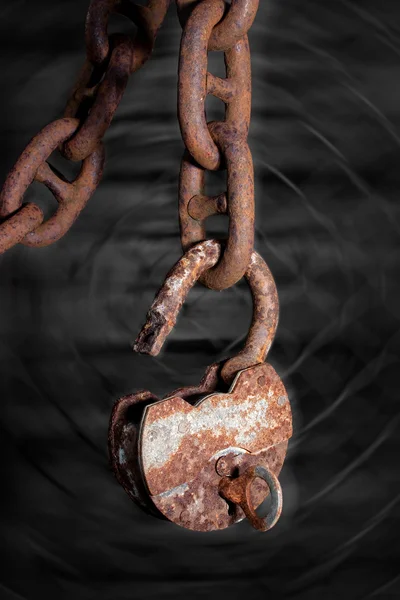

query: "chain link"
left=176, top=0, right=259, bottom=51
left=0, top=0, right=170, bottom=253
left=177, top=0, right=257, bottom=290
left=0, top=0, right=258, bottom=293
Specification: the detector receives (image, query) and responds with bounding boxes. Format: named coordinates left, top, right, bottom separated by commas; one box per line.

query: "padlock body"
left=109, top=363, right=292, bottom=531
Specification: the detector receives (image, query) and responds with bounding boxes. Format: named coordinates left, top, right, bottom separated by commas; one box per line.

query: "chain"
left=177, top=0, right=258, bottom=290
left=0, top=0, right=170, bottom=253
left=0, top=0, right=259, bottom=289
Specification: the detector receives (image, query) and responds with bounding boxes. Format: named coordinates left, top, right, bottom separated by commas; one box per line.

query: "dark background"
left=0, top=1, right=399, bottom=598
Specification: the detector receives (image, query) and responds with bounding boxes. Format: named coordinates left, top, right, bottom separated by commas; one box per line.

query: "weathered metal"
left=85, top=0, right=171, bottom=72
left=0, top=204, right=44, bottom=255
left=178, top=0, right=253, bottom=289
left=0, top=0, right=170, bottom=252
left=109, top=362, right=292, bottom=531
left=62, top=35, right=133, bottom=162
left=25, top=143, right=105, bottom=247
left=134, top=240, right=279, bottom=384
left=0, top=119, right=105, bottom=248
left=219, top=464, right=283, bottom=532
left=176, top=0, right=259, bottom=51
left=1, top=0, right=292, bottom=534
left=178, top=3, right=251, bottom=171
left=187, top=192, right=227, bottom=220
left=179, top=123, right=254, bottom=290
left=178, top=0, right=226, bottom=171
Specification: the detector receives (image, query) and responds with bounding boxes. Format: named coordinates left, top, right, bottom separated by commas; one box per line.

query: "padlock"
left=109, top=240, right=293, bottom=532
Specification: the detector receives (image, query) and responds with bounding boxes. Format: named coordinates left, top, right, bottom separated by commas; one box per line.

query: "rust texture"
left=0, top=204, right=44, bottom=254
left=0, top=0, right=170, bottom=253
left=178, top=0, right=226, bottom=171
left=134, top=240, right=279, bottom=385
left=139, top=362, right=292, bottom=496
left=109, top=361, right=291, bottom=532
left=187, top=193, right=227, bottom=221
left=134, top=240, right=221, bottom=356
left=62, top=35, right=133, bottom=162
left=176, top=0, right=259, bottom=51
left=86, top=0, right=171, bottom=71
left=0, top=119, right=79, bottom=217
left=0, top=118, right=104, bottom=250
left=219, top=464, right=283, bottom=532
left=25, top=144, right=105, bottom=247
left=179, top=122, right=254, bottom=290
left=151, top=444, right=287, bottom=531
left=178, top=0, right=254, bottom=289
left=108, top=389, right=164, bottom=516
left=2, top=0, right=292, bottom=534
left=178, top=3, right=251, bottom=171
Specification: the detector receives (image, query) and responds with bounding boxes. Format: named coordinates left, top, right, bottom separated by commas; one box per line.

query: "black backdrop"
left=1, top=1, right=400, bottom=599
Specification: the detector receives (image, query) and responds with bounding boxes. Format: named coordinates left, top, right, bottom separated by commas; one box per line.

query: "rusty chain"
left=0, top=0, right=263, bottom=345
left=0, top=0, right=258, bottom=273
left=177, top=0, right=257, bottom=290
left=0, top=0, right=264, bottom=369
left=0, top=0, right=170, bottom=252
left=1, top=0, right=292, bottom=534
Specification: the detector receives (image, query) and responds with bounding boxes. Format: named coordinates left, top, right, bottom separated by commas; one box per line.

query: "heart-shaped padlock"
left=109, top=241, right=293, bottom=532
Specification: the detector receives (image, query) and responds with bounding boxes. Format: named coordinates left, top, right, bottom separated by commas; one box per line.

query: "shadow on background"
left=0, top=1, right=399, bottom=599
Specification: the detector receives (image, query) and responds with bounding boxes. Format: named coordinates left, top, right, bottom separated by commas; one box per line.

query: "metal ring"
left=219, top=464, right=283, bottom=531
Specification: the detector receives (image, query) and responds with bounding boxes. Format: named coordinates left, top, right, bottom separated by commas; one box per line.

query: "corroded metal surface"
left=219, top=464, right=283, bottom=532
left=109, top=362, right=292, bottom=532
left=109, top=389, right=163, bottom=516
left=151, top=444, right=287, bottom=531
left=178, top=0, right=254, bottom=289
left=0, top=0, right=170, bottom=253
left=180, top=122, right=254, bottom=290
left=134, top=240, right=279, bottom=385
left=0, top=119, right=79, bottom=217
left=187, top=193, right=227, bottom=221
left=134, top=240, right=221, bottom=356
left=62, top=35, right=133, bottom=162
left=178, top=0, right=226, bottom=171
left=176, top=0, right=259, bottom=51
left=0, top=204, right=44, bottom=254
left=3, top=0, right=291, bottom=535
left=140, top=363, right=292, bottom=496
left=0, top=118, right=105, bottom=249
left=86, top=0, right=171, bottom=71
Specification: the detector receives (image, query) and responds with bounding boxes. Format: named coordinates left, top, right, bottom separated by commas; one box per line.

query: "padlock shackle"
left=134, top=240, right=279, bottom=384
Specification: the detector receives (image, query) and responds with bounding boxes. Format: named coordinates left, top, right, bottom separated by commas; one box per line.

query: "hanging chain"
left=0, top=0, right=259, bottom=292
left=0, top=0, right=290, bottom=533
left=0, top=0, right=170, bottom=253
left=177, top=0, right=259, bottom=290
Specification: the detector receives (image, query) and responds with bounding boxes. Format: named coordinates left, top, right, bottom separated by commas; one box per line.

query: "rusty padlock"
left=109, top=241, right=292, bottom=532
